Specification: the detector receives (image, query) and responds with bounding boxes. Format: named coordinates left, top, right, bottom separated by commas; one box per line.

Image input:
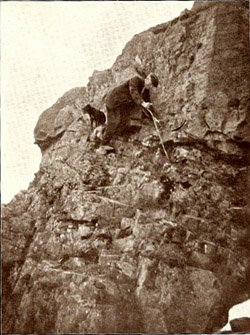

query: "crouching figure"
left=102, top=73, right=159, bottom=145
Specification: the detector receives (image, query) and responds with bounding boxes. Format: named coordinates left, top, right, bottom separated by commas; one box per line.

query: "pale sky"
left=1, top=1, right=194, bottom=204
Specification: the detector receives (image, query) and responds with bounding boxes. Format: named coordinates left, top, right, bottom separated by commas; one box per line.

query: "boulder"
left=230, top=317, right=250, bottom=332
left=34, top=87, right=87, bottom=149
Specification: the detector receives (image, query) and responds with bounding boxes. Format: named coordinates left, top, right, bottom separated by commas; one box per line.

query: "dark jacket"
left=106, top=76, right=150, bottom=110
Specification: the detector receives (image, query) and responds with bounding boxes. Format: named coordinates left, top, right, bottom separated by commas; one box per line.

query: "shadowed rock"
left=230, top=317, right=250, bottom=332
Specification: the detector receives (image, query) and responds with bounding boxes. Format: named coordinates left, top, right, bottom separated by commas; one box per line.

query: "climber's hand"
left=141, top=101, right=152, bottom=109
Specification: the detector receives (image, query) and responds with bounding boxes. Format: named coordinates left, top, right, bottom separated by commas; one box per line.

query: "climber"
left=101, top=73, right=159, bottom=145
left=82, top=104, right=106, bottom=131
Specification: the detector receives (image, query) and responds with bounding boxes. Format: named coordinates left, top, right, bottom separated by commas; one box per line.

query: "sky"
left=1, top=1, right=194, bottom=204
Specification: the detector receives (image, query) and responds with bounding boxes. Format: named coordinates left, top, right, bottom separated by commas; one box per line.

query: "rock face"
left=230, top=317, right=250, bottom=332
left=2, top=2, right=250, bottom=333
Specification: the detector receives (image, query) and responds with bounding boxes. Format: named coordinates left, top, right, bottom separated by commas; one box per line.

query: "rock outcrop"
left=230, top=317, right=250, bottom=332
left=2, top=2, right=250, bottom=333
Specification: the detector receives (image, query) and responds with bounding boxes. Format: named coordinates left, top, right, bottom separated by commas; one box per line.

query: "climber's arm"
left=129, top=77, right=145, bottom=106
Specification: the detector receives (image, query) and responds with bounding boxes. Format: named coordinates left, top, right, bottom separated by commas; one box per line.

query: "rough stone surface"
left=2, top=2, right=250, bottom=333
left=34, top=87, right=87, bottom=150
left=230, top=317, right=250, bottom=332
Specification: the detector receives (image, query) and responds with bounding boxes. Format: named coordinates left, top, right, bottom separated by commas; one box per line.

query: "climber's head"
left=144, top=73, right=159, bottom=89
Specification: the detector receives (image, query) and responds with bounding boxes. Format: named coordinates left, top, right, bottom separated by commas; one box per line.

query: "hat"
left=149, top=73, right=159, bottom=87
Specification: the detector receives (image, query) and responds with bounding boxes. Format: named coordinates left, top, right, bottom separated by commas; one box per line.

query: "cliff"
left=2, top=2, right=250, bottom=333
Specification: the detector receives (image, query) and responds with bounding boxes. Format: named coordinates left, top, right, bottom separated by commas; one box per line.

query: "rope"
left=144, top=107, right=171, bottom=162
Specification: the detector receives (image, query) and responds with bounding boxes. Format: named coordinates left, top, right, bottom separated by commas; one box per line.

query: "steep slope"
left=2, top=2, right=250, bottom=333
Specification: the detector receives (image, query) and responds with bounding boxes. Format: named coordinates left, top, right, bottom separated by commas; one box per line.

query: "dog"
left=82, top=104, right=106, bottom=130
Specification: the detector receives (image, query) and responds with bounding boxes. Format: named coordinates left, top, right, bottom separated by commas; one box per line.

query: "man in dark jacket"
left=102, top=73, right=159, bottom=144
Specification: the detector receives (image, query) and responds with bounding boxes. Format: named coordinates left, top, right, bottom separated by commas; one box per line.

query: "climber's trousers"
left=102, top=105, right=132, bottom=144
